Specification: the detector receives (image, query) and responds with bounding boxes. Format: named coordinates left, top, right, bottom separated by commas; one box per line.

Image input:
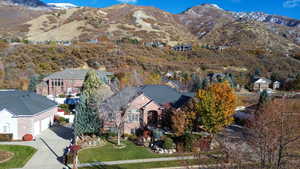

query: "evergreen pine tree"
left=257, top=90, right=270, bottom=112
left=74, top=94, right=101, bottom=137
left=82, top=70, right=103, bottom=99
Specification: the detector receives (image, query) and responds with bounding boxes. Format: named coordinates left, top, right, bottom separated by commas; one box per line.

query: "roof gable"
left=255, top=78, right=271, bottom=84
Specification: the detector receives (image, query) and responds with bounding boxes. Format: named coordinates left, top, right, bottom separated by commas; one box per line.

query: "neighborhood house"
left=100, top=85, right=194, bottom=134
left=253, top=77, right=272, bottom=91
left=0, top=90, right=57, bottom=140
left=37, top=69, right=113, bottom=96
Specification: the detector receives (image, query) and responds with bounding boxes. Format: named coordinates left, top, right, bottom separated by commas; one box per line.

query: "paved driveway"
left=2, top=125, right=73, bottom=169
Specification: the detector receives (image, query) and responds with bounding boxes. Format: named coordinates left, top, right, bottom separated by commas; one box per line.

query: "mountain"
left=1, top=0, right=47, bottom=7
left=231, top=11, right=300, bottom=28
left=47, top=3, right=78, bottom=10
left=24, top=4, right=196, bottom=45
left=0, top=3, right=300, bottom=90
left=176, top=4, right=300, bottom=46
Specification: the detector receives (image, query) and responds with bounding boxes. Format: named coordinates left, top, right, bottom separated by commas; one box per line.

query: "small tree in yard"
left=170, top=108, right=196, bottom=136
left=99, top=87, right=140, bottom=146
left=196, top=81, right=237, bottom=134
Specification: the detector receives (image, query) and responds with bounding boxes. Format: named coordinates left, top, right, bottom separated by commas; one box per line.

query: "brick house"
left=253, top=77, right=272, bottom=91
left=0, top=90, right=57, bottom=140
left=37, top=69, right=113, bottom=96
left=99, top=85, right=194, bottom=135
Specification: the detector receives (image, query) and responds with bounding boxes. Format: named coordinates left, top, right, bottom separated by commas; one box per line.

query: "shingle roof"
left=99, top=87, right=141, bottom=114
left=141, top=85, right=185, bottom=105
left=0, top=90, right=57, bottom=116
left=100, top=85, right=195, bottom=114
left=44, top=69, right=113, bottom=80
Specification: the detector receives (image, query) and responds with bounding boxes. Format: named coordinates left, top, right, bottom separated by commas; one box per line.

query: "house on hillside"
left=273, top=81, right=280, bottom=90
left=99, top=85, right=194, bottom=135
left=36, top=69, right=113, bottom=96
left=172, top=44, right=192, bottom=51
left=253, top=77, right=272, bottom=91
left=0, top=90, right=57, bottom=140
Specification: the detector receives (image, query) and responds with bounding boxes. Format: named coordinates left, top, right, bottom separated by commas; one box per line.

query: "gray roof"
left=0, top=90, right=57, bottom=116
left=99, top=87, right=141, bottom=114
left=141, top=85, right=190, bottom=105
left=44, top=69, right=113, bottom=80
left=99, top=85, right=195, bottom=114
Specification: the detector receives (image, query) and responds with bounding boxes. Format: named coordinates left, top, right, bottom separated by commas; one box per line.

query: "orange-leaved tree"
left=196, top=81, right=237, bottom=134
left=171, top=108, right=196, bottom=136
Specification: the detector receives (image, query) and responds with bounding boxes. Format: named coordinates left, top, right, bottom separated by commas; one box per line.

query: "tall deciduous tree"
left=246, top=99, right=300, bottom=169
left=196, top=82, right=237, bottom=134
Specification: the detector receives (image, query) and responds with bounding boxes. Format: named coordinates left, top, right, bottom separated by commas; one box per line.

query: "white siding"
left=0, top=109, right=18, bottom=140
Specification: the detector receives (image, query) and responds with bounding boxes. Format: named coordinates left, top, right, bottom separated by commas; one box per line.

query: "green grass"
left=0, top=145, right=37, bottom=169
left=79, top=160, right=199, bottom=169
left=79, top=141, right=176, bottom=163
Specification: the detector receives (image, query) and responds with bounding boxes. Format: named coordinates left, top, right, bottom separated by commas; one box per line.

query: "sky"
left=43, top=0, right=300, bottom=19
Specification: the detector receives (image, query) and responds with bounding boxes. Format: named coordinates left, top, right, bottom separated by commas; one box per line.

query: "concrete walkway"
left=1, top=125, right=73, bottom=169
left=77, top=156, right=196, bottom=168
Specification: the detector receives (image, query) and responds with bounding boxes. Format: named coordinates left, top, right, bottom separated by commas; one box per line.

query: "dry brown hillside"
left=25, top=4, right=196, bottom=45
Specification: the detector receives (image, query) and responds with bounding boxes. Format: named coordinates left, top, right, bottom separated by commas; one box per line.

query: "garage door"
left=41, top=117, right=50, bottom=131
left=33, top=121, right=40, bottom=136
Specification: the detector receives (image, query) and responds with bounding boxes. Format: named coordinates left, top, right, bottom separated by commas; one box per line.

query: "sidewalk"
left=76, top=156, right=196, bottom=168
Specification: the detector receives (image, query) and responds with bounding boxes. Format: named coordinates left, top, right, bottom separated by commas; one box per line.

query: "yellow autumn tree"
left=196, top=81, right=237, bottom=134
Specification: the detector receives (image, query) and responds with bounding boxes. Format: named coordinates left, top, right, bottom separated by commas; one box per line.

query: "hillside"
left=0, top=4, right=300, bottom=89
left=25, top=4, right=196, bottom=45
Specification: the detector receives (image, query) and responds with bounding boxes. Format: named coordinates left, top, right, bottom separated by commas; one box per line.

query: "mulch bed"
left=0, top=151, right=14, bottom=163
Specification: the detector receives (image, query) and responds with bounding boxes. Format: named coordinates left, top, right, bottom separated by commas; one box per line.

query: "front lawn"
left=79, top=140, right=175, bottom=163
left=0, top=145, right=37, bottom=169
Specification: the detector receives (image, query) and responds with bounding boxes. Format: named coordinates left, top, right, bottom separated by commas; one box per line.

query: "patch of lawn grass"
left=79, top=141, right=176, bottom=163
left=0, top=145, right=37, bottom=169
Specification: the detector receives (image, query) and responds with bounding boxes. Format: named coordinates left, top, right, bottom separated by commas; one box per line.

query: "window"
left=108, top=113, right=115, bottom=121
left=127, top=113, right=139, bottom=122
left=3, top=123, right=10, bottom=133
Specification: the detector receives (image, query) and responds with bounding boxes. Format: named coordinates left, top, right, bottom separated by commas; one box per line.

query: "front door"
left=147, top=111, right=158, bottom=127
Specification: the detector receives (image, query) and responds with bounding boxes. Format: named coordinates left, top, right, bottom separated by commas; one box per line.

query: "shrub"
left=58, top=94, right=66, bottom=98
left=0, top=134, right=13, bottom=141
left=23, top=134, right=33, bottom=141
left=129, top=135, right=137, bottom=141
left=181, top=133, right=195, bottom=152
left=151, top=128, right=164, bottom=140
left=59, top=104, right=70, bottom=114
left=163, top=137, right=174, bottom=149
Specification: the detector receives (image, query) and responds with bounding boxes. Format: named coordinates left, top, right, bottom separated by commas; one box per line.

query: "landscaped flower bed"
left=0, top=150, right=14, bottom=163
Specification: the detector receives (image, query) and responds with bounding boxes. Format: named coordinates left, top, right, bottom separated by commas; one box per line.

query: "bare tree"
left=99, top=87, right=141, bottom=145
left=247, top=98, right=300, bottom=169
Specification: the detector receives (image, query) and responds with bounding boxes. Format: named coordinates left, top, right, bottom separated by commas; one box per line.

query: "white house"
left=0, top=90, right=57, bottom=140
